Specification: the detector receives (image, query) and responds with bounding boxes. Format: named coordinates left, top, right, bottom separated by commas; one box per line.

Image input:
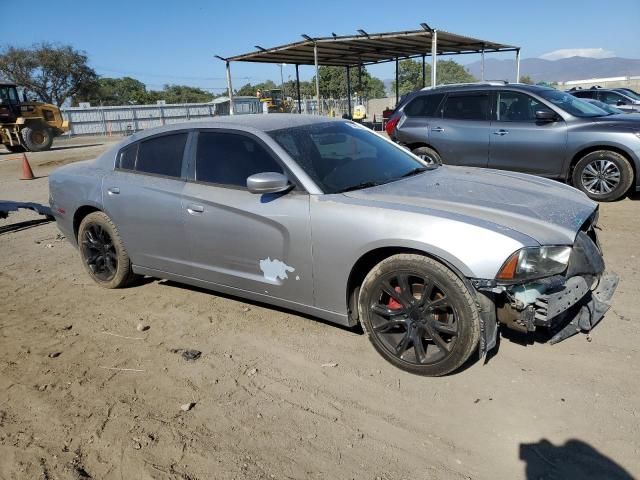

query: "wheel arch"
left=569, top=145, right=637, bottom=186
left=73, top=205, right=102, bottom=240
left=405, top=142, right=441, bottom=156
left=346, top=246, right=475, bottom=325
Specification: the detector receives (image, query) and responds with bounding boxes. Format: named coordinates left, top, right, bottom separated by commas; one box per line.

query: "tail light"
left=385, top=114, right=400, bottom=136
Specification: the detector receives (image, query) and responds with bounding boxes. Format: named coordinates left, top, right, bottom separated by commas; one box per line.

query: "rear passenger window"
left=136, top=133, right=187, bottom=178
left=196, top=132, right=283, bottom=187
left=442, top=94, right=489, bottom=120
left=118, top=144, right=137, bottom=170
left=404, top=93, right=444, bottom=117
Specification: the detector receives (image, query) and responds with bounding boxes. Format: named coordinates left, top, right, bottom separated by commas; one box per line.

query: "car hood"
left=343, top=166, right=597, bottom=245
left=593, top=113, right=640, bottom=125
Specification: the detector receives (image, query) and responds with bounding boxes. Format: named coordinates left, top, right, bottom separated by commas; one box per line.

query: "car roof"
left=127, top=114, right=343, bottom=141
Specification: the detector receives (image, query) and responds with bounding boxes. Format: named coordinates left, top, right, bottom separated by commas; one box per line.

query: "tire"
left=358, top=254, right=480, bottom=376
left=571, top=150, right=634, bottom=202
left=21, top=124, right=54, bottom=152
left=4, top=144, right=26, bottom=153
left=77, top=211, right=137, bottom=288
left=412, top=146, right=442, bottom=166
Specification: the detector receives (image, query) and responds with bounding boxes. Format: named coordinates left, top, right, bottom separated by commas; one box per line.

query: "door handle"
left=493, top=129, right=509, bottom=136
left=431, top=126, right=444, bottom=133
left=107, top=187, right=120, bottom=195
left=187, top=204, right=204, bottom=215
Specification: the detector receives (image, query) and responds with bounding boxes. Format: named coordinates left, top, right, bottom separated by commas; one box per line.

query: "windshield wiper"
left=336, top=181, right=385, bottom=193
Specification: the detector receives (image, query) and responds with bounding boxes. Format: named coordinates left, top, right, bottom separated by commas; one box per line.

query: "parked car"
left=569, top=86, right=640, bottom=114
left=49, top=115, right=617, bottom=376
left=583, top=98, right=626, bottom=115
left=388, top=83, right=640, bottom=201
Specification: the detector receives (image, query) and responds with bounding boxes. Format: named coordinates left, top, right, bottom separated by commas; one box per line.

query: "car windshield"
left=538, top=90, right=609, bottom=117
left=615, top=89, right=640, bottom=101
left=269, top=122, right=429, bottom=193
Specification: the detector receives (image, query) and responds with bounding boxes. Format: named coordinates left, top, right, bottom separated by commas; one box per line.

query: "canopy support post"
left=481, top=47, right=485, bottom=81
left=225, top=61, right=234, bottom=115
left=422, top=55, right=426, bottom=88
left=314, top=42, right=321, bottom=115
left=395, top=57, right=399, bottom=105
left=295, top=64, right=302, bottom=113
left=346, top=66, right=352, bottom=119
left=431, top=30, right=438, bottom=87
left=515, top=48, right=521, bottom=83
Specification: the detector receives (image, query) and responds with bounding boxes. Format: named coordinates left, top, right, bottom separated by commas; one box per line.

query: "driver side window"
left=496, top=91, right=552, bottom=122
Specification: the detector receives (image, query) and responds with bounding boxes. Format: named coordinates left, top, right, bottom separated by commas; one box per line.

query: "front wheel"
left=572, top=150, right=633, bottom=202
left=21, top=124, right=54, bottom=152
left=78, top=211, right=137, bottom=288
left=358, top=254, right=480, bottom=376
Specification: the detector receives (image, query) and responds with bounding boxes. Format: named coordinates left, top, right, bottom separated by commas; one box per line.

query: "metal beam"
left=422, top=55, right=426, bottom=88
left=346, top=66, right=352, bottom=118
left=395, top=57, right=399, bottom=105
left=314, top=42, right=321, bottom=115
left=225, top=61, right=234, bottom=115
left=296, top=64, right=302, bottom=113
left=481, top=46, right=485, bottom=81
left=515, top=48, right=521, bottom=83
left=431, top=30, right=438, bottom=86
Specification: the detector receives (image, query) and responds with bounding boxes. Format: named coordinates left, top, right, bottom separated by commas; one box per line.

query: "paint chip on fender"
left=260, top=257, right=295, bottom=281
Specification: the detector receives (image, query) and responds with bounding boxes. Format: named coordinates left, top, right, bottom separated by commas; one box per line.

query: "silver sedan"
left=49, top=115, right=618, bottom=376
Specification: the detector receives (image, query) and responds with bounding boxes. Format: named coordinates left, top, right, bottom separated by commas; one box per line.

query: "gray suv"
left=389, top=83, right=640, bottom=201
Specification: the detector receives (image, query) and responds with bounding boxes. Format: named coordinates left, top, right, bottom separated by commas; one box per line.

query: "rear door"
left=429, top=91, right=490, bottom=167
left=102, top=131, right=191, bottom=274
left=396, top=93, right=444, bottom=145
left=181, top=129, right=314, bottom=304
left=488, top=90, right=567, bottom=177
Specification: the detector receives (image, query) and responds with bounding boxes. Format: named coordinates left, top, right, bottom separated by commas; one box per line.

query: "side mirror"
left=246, top=172, right=292, bottom=194
left=535, top=110, right=556, bottom=121
left=616, top=100, right=627, bottom=106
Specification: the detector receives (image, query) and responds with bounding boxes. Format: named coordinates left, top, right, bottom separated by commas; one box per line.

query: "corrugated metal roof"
left=225, top=28, right=517, bottom=67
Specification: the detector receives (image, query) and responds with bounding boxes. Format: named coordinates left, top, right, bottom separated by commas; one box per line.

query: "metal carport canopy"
left=219, top=26, right=520, bottom=116
left=225, top=28, right=518, bottom=67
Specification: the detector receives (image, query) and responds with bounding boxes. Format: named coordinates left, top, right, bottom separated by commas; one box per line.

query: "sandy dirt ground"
left=0, top=136, right=639, bottom=480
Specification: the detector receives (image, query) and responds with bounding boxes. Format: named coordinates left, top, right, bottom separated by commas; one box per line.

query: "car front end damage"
left=472, top=211, right=619, bottom=352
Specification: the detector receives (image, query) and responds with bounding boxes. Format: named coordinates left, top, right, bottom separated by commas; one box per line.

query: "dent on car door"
left=102, top=132, right=190, bottom=274
left=488, top=91, right=567, bottom=177
left=181, top=130, right=313, bottom=305
left=430, top=92, right=490, bottom=167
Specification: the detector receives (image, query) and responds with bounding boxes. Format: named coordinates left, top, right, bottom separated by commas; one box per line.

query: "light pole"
left=278, top=63, right=286, bottom=97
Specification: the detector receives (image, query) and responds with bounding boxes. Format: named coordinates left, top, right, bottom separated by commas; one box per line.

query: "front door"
left=429, top=91, right=491, bottom=167
left=182, top=130, right=313, bottom=304
left=488, top=91, right=567, bottom=178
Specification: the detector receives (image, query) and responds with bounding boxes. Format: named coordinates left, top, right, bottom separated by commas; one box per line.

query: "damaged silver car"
left=48, top=115, right=618, bottom=376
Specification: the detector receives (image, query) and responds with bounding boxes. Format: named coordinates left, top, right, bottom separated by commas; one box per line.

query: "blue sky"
left=5, top=0, right=640, bottom=92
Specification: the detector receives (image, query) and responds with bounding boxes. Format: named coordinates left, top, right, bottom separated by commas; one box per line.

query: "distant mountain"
left=465, top=56, right=640, bottom=83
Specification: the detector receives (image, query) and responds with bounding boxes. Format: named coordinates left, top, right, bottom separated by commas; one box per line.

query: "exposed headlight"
left=496, top=246, right=571, bottom=282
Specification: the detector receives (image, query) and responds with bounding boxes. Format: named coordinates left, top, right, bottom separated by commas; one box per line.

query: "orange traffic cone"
left=20, top=153, right=35, bottom=180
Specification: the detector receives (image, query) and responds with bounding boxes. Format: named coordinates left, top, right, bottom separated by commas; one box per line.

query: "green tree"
left=0, top=43, right=97, bottom=106
left=235, top=80, right=276, bottom=96
left=154, top=84, right=214, bottom=103
left=519, top=75, right=534, bottom=85
left=392, top=59, right=476, bottom=96
left=75, top=76, right=152, bottom=106
left=311, top=65, right=386, bottom=99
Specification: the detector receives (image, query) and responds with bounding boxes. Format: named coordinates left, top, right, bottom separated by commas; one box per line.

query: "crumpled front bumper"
left=533, top=271, right=618, bottom=343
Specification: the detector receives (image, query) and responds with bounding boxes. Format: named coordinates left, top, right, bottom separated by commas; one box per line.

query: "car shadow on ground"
left=0, top=144, right=104, bottom=156
left=520, top=439, right=634, bottom=480
left=156, top=279, right=363, bottom=335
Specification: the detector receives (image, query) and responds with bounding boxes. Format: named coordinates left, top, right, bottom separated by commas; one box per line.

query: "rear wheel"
left=358, top=254, right=480, bottom=376
left=572, top=150, right=633, bottom=202
left=78, top=212, right=137, bottom=288
left=4, top=144, right=26, bottom=153
left=21, top=124, right=54, bottom=152
left=412, top=146, right=442, bottom=166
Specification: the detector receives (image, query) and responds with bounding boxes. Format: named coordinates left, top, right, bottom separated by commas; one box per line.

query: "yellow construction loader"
left=0, top=81, right=69, bottom=152
left=258, top=88, right=291, bottom=113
